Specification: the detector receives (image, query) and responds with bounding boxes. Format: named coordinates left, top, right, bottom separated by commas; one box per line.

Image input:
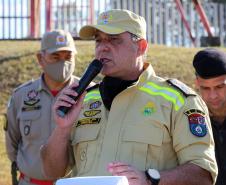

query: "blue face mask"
left=43, top=60, right=75, bottom=82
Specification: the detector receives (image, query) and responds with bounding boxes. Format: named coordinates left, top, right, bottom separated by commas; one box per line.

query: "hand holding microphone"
left=57, top=59, right=103, bottom=117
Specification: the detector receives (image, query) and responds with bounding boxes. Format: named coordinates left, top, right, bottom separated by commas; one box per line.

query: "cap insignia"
left=98, top=12, right=113, bottom=25
left=56, top=35, right=67, bottom=45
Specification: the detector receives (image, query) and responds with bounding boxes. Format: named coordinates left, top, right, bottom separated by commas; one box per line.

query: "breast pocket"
left=120, top=124, right=164, bottom=170
left=19, top=110, right=41, bottom=140
left=71, top=125, right=100, bottom=175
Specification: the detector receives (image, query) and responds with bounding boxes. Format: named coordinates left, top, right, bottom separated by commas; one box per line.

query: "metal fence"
left=0, top=0, right=30, bottom=39
left=52, top=0, right=111, bottom=37
left=1, top=0, right=226, bottom=47
left=0, top=0, right=111, bottom=39
left=111, top=0, right=226, bottom=47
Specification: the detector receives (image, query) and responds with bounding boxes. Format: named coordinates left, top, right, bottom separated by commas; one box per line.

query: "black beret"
left=193, top=48, right=226, bottom=79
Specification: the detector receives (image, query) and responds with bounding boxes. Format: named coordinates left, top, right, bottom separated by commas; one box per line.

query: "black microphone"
left=57, top=59, right=103, bottom=117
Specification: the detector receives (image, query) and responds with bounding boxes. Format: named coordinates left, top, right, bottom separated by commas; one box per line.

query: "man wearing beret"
left=41, top=9, right=217, bottom=185
left=193, top=48, right=226, bottom=185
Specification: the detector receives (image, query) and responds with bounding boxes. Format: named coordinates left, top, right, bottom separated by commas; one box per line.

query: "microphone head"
left=90, top=59, right=103, bottom=72
left=57, top=59, right=103, bottom=118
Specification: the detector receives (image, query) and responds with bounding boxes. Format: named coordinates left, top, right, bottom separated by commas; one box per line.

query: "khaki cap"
left=79, top=9, right=146, bottom=40
left=41, top=29, right=77, bottom=53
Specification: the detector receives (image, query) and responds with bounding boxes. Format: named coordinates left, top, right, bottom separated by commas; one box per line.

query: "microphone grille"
left=91, top=59, right=103, bottom=70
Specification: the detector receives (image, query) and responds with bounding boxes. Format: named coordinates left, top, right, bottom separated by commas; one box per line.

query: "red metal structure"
left=174, top=0, right=214, bottom=45
left=192, top=0, right=213, bottom=37
left=30, top=0, right=40, bottom=38
left=46, top=0, right=52, bottom=32
left=174, top=0, right=196, bottom=45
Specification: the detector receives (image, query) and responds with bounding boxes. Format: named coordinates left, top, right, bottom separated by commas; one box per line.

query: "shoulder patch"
left=184, top=109, right=207, bottom=137
left=167, top=79, right=196, bottom=97
left=13, top=80, right=33, bottom=93
left=86, top=83, right=100, bottom=93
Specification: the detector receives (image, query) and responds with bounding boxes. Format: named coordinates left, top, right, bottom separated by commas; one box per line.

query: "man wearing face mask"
left=5, top=29, right=80, bottom=185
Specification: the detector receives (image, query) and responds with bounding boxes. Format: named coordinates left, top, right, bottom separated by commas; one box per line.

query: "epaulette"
left=13, top=80, right=33, bottom=93
left=86, top=83, right=100, bottom=92
left=166, top=79, right=196, bottom=97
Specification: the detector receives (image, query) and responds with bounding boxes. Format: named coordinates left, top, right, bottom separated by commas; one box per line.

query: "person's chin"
left=101, top=68, right=112, bottom=76
left=211, top=103, right=221, bottom=109
left=209, top=106, right=222, bottom=114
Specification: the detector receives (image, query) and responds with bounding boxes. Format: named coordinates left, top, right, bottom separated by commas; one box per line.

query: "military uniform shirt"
left=5, top=75, right=79, bottom=181
left=69, top=64, right=217, bottom=183
left=211, top=118, right=226, bottom=185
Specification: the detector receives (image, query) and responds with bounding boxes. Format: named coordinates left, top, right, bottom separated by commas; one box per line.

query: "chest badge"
left=89, top=101, right=102, bottom=109
left=142, top=101, right=156, bottom=116
left=77, top=118, right=101, bottom=127
left=184, top=109, right=207, bottom=137
left=83, top=110, right=101, bottom=117
left=24, top=90, right=40, bottom=106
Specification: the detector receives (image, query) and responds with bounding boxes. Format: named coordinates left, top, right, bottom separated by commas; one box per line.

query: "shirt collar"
left=37, top=74, right=76, bottom=92
left=137, top=63, right=156, bottom=87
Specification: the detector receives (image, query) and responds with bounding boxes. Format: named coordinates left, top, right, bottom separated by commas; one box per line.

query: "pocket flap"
left=72, top=126, right=100, bottom=145
left=123, top=124, right=163, bottom=146
left=20, top=110, right=41, bottom=121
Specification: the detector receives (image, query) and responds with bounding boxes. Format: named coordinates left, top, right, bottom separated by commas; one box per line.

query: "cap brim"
left=46, top=47, right=77, bottom=54
left=79, top=25, right=126, bottom=39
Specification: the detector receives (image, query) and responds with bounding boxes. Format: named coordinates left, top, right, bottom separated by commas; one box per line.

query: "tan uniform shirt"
left=5, top=75, right=79, bottom=182
left=69, top=64, right=217, bottom=183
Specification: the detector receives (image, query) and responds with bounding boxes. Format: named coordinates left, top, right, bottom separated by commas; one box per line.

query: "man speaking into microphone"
left=41, top=9, right=217, bottom=185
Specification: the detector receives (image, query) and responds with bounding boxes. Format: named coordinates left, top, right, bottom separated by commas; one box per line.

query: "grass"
left=0, top=115, right=11, bottom=185
left=0, top=40, right=223, bottom=185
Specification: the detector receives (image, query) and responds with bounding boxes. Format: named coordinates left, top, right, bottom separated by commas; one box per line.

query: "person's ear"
left=195, top=78, right=199, bottom=89
left=138, top=39, right=148, bottom=55
left=36, top=52, right=44, bottom=67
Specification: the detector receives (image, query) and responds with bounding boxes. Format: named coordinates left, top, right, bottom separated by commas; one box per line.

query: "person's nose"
left=209, top=89, right=218, bottom=100
left=97, top=40, right=110, bottom=52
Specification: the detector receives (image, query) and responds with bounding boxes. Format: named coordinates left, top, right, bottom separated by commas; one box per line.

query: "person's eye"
left=200, top=87, right=209, bottom=91
left=109, top=36, right=119, bottom=41
left=216, top=84, right=225, bottom=89
left=95, top=38, right=101, bottom=43
left=68, top=58, right=74, bottom=62
left=109, top=36, right=121, bottom=44
left=53, top=57, right=59, bottom=60
left=66, top=54, right=73, bottom=60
